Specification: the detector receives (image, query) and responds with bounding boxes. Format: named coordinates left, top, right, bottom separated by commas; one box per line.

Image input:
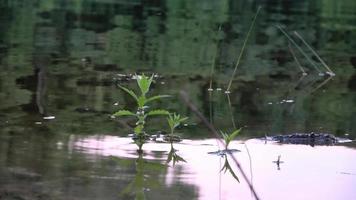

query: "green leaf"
left=228, top=128, right=241, bottom=142
left=136, top=74, right=153, bottom=95
left=179, top=117, right=188, bottom=123
left=221, top=157, right=240, bottom=182
left=119, top=85, right=138, bottom=102
left=147, top=109, right=170, bottom=116
left=113, top=110, right=136, bottom=116
left=146, top=95, right=171, bottom=104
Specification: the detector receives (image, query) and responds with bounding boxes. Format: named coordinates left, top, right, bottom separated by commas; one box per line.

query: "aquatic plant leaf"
left=147, top=109, right=170, bottom=116
left=167, top=147, right=186, bottom=166
left=146, top=95, right=171, bottom=104
left=173, top=154, right=186, bottom=165
left=179, top=117, right=188, bottom=123
left=114, top=110, right=136, bottom=116
left=168, top=113, right=188, bottom=132
left=119, top=85, right=138, bottom=102
left=220, top=131, right=229, bottom=143
left=136, top=74, right=153, bottom=96
left=221, top=157, right=240, bottom=182
left=228, top=128, right=241, bottom=142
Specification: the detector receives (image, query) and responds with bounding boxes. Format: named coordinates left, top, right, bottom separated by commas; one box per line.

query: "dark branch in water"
left=180, top=91, right=261, bottom=200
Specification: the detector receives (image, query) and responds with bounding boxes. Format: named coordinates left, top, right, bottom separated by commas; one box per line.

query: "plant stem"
left=226, top=6, right=261, bottom=92
left=209, top=25, right=222, bottom=90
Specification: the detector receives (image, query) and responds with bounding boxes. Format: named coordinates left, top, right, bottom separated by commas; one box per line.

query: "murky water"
left=1, top=0, right=356, bottom=199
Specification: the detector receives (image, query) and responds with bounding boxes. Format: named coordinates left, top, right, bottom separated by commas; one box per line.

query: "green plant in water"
left=114, top=74, right=170, bottom=152
left=220, top=128, right=241, bottom=150
left=166, top=113, right=188, bottom=166
left=220, top=129, right=241, bottom=182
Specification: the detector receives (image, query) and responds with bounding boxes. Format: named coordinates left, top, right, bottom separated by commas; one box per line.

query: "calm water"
left=0, top=0, right=356, bottom=199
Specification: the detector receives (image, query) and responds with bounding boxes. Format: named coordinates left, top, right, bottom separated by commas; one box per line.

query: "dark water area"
left=0, top=0, right=356, bottom=199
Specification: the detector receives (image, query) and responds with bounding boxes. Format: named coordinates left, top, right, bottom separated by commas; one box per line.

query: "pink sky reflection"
left=75, top=136, right=356, bottom=200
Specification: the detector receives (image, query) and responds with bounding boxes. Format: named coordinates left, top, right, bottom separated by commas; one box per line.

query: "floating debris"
left=325, top=71, right=336, bottom=77
left=35, top=122, right=42, bottom=125
left=113, top=102, right=119, bottom=106
left=216, top=88, right=222, bottom=91
left=268, top=102, right=273, bottom=105
left=43, top=116, right=55, bottom=120
left=207, top=88, right=213, bottom=92
left=224, top=90, right=231, bottom=94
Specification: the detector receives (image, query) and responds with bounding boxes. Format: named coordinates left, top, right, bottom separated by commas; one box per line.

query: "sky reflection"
left=75, top=136, right=356, bottom=200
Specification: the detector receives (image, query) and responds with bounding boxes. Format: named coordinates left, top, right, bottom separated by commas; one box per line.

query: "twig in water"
left=293, top=31, right=335, bottom=76
left=226, top=6, right=262, bottom=92
left=180, top=91, right=261, bottom=200
left=309, top=76, right=333, bottom=94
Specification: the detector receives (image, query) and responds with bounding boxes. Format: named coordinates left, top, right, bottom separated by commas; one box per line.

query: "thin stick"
left=309, top=76, right=332, bottom=94
left=226, top=6, right=262, bottom=92
left=276, top=25, right=323, bottom=73
left=209, top=25, right=222, bottom=90
left=288, top=43, right=307, bottom=75
left=180, top=91, right=261, bottom=200
left=293, top=31, right=335, bottom=75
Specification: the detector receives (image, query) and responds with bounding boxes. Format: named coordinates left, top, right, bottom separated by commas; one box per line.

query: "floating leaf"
left=113, top=110, right=136, bottom=116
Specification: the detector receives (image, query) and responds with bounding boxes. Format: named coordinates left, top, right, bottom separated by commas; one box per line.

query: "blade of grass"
left=293, top=31, right=335, bottom=76
left=209, top=25, right=222, bottom=90
left=276, top=25, right=323, bottom=74
left=226, top=6, right=262, bottom=92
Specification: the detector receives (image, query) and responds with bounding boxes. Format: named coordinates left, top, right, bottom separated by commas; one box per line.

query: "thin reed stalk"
left=226, top=93, right=237, bottom=129
left=288, top=43, right=307, bottom=75
left=293, top=31, right=335, bottom=75
left=209, top=25, right=222, bottom=90
left=226, top=6, right=262, bottom=92
left=276, top=25, right=323, bottom=74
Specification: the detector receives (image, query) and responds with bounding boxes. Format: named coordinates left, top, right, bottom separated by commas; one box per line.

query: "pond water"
left=0, top=0, right=356, bottom=199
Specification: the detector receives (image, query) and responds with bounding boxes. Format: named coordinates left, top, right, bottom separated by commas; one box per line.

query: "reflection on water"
left=67, top=136, right=356, bottom=199
left=1, top=0, right=356, bottom=199
left=0, top=0, right=356, bottom=138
